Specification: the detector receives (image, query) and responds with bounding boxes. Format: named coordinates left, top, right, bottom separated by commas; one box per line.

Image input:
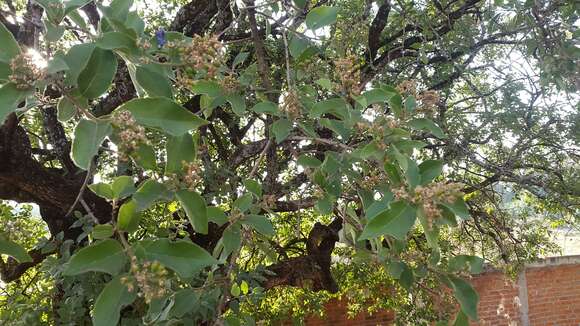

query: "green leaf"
left=244, top=215, right=274, bottom=236
left=0, top=83, right=28, bottom=124
left=409, top=118, right=447, bottom=139
left=293, top=0, right=307, bottom=9
left=361, top=88, right=391, bottom=106
left=449, top=275, right=479, bottom=321
left=36, top=0, right=65, bottom=20
left=176, top=190, right=208, bottom=234
left=165, top=133, right=196, bottom=174
left=297, top=154, right=322, bottom=168
left=305, top=6, right=338, bottom=30
left=92, top=224, right=114, bottom=239
left=232, top=52, right=249, bottom=68
left=133, top=180, right=172, bottom=211
left=207, top=206, right=228, bottom=226
left=448, top=255, right=484, bottom=274
left=46, top=55, right=69, bottom=74
left=322, top=119, right=352, bottom=140
left=240, top=280, right=249, bottom=295
left=96, top=31, right=137, bottom=50
left=271, top=118, right=292, bottom=143
left=0, top=22, right=21, bottom=62
left=111, top=176, right=136, bottom=199
left=230, top=283, right=241, bottom=297
left=233, top=193, right=253, bottom=213
left=441, top=197, right=470, bottom=220
left=399, top=265, right=415, bottom=290
left=453, top=310, right=469, bottom=326
left=0, top=62, right=10, bottom=81
left=0, top=236, right=32, bottom=263
left=384, top=162, right=402, bottom=185
left=64, top=0, right=93, bottom=15
left=252, top=101, right=279, bottom=116
left=365, top=193, right=394, bottom=220
left=191, top=80, right=223, bottom=97
left=117, top=98, right=208, bottom=136
left=387, top=261, right=405, bottom=279
left=315, top=194, right=334, bottom=215
left=388, top=93, right=403, bottom=117
left=392, top=140, right=426, bottom=154
left=289, top=34, right=309, bottom=58
left=243, top=179, right=262, bottom=197
left=359, top=201, right=417, bottom=240
left=418, top=210, right=440, bottom=250
left=131, top=143, right=157, bottom=170
left=88, top=183, right=114, bottom=200
left=57, top=97, right=76, bottom=122
left=67, top=8, right=88, bottom=29
left=221, top=223, right=241, bottom=258
left=352, top=141, right=381, bottom=160
left=125, top=11, right=145, bottom=36
left=404, top=96, right=417, bottom=112
left=137, top=238, right=218, bottom=278
left=77, top=47, right=118, bottom=99
left=315, top=78, right=333, bottom=90
left=390, top=147, right=420, bottom=188
left=169, top=288, right=199, bottom=318
left=64, top=239, right=127, bottom=276
left=117, top=200, right=141, bottom=233
left=100, top=0, right=133, bottom=22
left=72, top=119, right=112, bottom=170
left=403, top=157, right=421, bottom=188
left=135, top=65, right=173, bottom=98
left=226, top=94, right=246, bottom=116
left=310, top=98, right=348, bottom=119
left=64, top=43, right=96, bottom=86
left=92, top=276, right=137, bottom=326
left=44, top=20, right=65, bottom=42
left=419, top=160, right=443, bottom=185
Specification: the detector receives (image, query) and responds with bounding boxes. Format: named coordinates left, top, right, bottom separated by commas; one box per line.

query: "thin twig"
left=65, top=161, right=92, bottom=217
left=289, top=136, right=352, bottom=151
left=79, top=198, right=99, bottom=224
left=282, top=30, right=293, bottom=88
left=248, top=139, right=273, bottom=178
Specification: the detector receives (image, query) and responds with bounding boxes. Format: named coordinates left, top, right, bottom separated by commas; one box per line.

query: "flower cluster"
left=261, top=194, right=277, bottom=210
left=112, top=111, right=149, bottom=161
left=335, top=55, right=360, bottom=97
left=180, top=35, right=223, bottom=79
left=9, top=53, right=45, bottom=90
left=220, top=74, right=240, bottom=94
left=396, top=80, right=417, bottom=97
left=416, top=90, right=440, bottom=114
left=138, top=38, right=152, bottom=50
left=393, top=182, right=464, bottom=226
left=182, top=161, right=203, bottom=190
left=281, top=90, right=302, bottom=120
left=165, top=160, right=203, bottom=191
left=175, top=69, right=195, bottom=89
left=364, top=116, right=399, bottom=141
left=122, top=257, right=168, bottom=303
left=415, top=182, right=463, bottom=225
left=360, top=171, right=387, bottom=190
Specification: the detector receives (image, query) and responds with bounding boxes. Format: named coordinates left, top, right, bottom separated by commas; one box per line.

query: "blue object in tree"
left=155, top=28, right=166, bottom=49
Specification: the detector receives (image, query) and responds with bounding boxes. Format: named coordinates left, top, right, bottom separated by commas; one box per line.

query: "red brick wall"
left=469, top=271, right=521, bottom=325
left=301, top=299, right=395, bottom=326
left=296, top=257, right=580, bottom=326
left=525, top=264, right=580, bottom=326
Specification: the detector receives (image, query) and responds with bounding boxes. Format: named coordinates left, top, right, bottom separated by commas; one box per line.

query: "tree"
left=0, top=0, right=577, bottom=324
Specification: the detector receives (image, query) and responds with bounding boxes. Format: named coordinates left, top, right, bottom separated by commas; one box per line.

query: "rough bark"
left=262, top=218, right=343, bottom=293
